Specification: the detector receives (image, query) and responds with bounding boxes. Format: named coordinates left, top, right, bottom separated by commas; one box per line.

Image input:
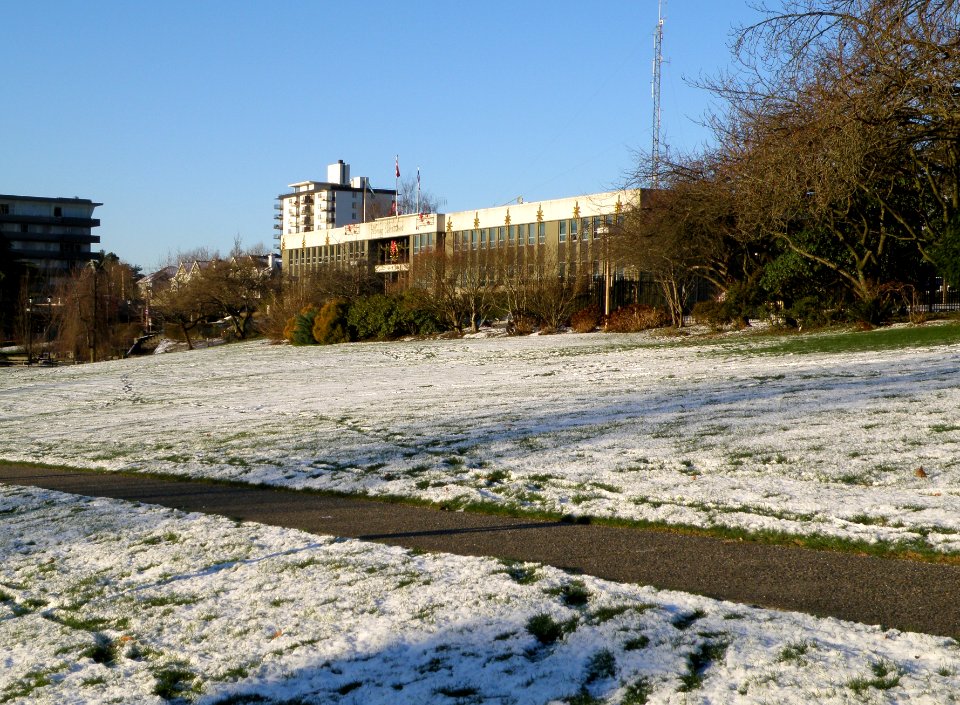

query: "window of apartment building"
left=570, top=219, right=578, bottom=240
left=471, top=230, right=478, bottom=250
left=497, top=227, right=505, bottom=246
left=54, top=207, right=62, bottom=217
left=20, top=224, right=28, bottom=233
left=413, top=234, right=420, bottom=255
left=559, top=220, right=567, bottom=243
left=538, top=222, right=546, bottom=244
left=480, top=229, right=487, bottom=249
left=527, top=223, right=535, bottom=246
left=581, top=218, right=591, bottom=241
left=508, top=225, right=516, bottom=245
left=0, top=204, right=9, bottom=214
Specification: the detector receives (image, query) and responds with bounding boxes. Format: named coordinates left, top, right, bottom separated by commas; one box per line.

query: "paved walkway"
left=3, top=463, right=960, bottom=638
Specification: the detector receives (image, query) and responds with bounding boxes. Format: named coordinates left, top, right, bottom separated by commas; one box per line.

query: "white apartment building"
left=274, top=160, right=396, bottom=250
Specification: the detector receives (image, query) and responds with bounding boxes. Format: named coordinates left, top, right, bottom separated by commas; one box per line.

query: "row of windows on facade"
left=286, top=241, right=370, bottom=265
left=0, top=205, right=69, bottom=217
left=451, top=216, right=620, bottom=252
left=6, top=240, right=88, bottom=254
left=439, top=260, right=625, bottom=286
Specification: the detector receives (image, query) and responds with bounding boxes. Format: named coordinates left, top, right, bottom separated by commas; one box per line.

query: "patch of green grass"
left=583, top=648, right=616, bottom=683
left=484, top=469, right=510, bottom=485
left=526, top=613, right=579, bottom=646
left=499, top=560, right=540, bottom=585
left=848, top=660, right=903, bottom=694
left=727, top=322, right=960, bottom=357
left=548, top=580, right=591, bottom=607
left=337, top=681, right=363, bottom=695
left=678, top=638, right=730, bottom=692
left=44, top=612, right=112, bottom=631
left=1, top=667, right=59, bottom=702
left=151, top=664, right=197, bottom=700
left=80, top=675, right=107, bottom=686
left=931, top=424, right=960, bottom=433
left=624, top=635, right=650, bottom=651
left=777, top=641, right=811, bottom=665
left=622, top=677, right=653, bottom=704
left=671, top=609, right=706, bottom=631
left=435, top=685, right=479, bottom=698
left=81, top=633, right=118, bottom=666
left=589, top=603, right=653, bottom=624
left=140, top=593, right=198, bottom=608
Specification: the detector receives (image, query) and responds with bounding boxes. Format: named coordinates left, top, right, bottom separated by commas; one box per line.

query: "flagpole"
left=395, top=155, right=400, bottom=224
left=416, top=167, right=421, bottom=215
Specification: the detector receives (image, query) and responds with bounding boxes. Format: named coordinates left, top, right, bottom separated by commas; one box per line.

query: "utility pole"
left=652, top=0, right=665, bottom=188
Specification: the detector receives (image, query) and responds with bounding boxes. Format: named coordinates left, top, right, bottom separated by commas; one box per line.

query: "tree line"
left=615, top=0, right=959, bottom=327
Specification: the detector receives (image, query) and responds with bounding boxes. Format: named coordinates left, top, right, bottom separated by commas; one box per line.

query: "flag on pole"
left=395, top=156, right=400, bottom=179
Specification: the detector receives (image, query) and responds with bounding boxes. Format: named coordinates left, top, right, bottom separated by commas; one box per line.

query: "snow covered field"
left=3, top=484, right=959, bottom=705
left=2, top=328, right=960, bottom=552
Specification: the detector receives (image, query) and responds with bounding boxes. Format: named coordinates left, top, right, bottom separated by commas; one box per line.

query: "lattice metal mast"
left=651, top=0, right=664, bottom=187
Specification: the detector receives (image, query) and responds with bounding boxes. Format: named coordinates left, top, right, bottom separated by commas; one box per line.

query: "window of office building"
left=471, top=230, right=478, bottom=250
left=497, top=227, right=505, bottom=246
left=508, top=225, right=516, bottom=245
left=527, top=223, right=535, bottom=245
left=570, top=219, right=578, bottom=240
left=538, top=222, right=546, bottom=244
left=559, top=220, right=566, bottom=243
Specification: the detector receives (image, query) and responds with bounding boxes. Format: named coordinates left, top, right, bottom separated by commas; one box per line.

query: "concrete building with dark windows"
left=0, top=194, right=101, bottom=276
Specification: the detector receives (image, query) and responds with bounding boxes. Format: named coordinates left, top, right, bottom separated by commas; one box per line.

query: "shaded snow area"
left=3, top=485, right=959, bottom=705
left=3, top=332, right=960, bottom=552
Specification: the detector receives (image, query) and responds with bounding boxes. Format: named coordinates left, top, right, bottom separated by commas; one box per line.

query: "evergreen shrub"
left=287, top=305, right=318, bottom=345
left=312, top=298, right=351, bottom=344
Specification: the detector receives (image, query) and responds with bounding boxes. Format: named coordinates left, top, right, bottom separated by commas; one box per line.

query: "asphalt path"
left=3, top=463, right=960, bottom=638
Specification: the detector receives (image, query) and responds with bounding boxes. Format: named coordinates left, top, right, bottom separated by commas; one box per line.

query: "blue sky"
left=3, top=1, right=762, bottom=270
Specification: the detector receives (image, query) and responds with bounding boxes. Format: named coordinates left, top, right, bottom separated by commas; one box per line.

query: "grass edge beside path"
left=3, top=460, right=959, bottom=567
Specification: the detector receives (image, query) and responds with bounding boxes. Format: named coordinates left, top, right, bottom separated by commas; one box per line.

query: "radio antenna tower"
left=651, top=0, right=665, bottom=187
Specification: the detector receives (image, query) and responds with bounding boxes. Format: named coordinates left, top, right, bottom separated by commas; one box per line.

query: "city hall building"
left=277, top=161, right=641, bottom=288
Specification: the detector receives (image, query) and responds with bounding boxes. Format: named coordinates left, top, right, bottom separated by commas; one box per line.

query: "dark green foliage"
left=624, top=635, right=650, bottom=651
left=348, top=294, right=403, bottom=340
left=583, top=648, right=616, bottom=683
left=678, top=638, right=729, bottom=692
left=691, top=300, right=733, bottom=330
left=336, top=681, right=363, bottom=695
left=209, top=695, right=270, bottom=705
left=557, top=580, right=591, bottom=607
left=287, top=305, right=318, bottom=345
left=81, top=633, right=117, bottom=665
left=347, top=291, right=443, bottom=340
left=621, top=677, right=653, bottom=705
left=152, top=665, right=196, bottom=699
left=312, top=298, right=351, bottom=344
left=671, top=609, right=706, bottom=631
left=933, top=218, right=960, bottom=287
left=526, top=613, right=565, bottom=645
